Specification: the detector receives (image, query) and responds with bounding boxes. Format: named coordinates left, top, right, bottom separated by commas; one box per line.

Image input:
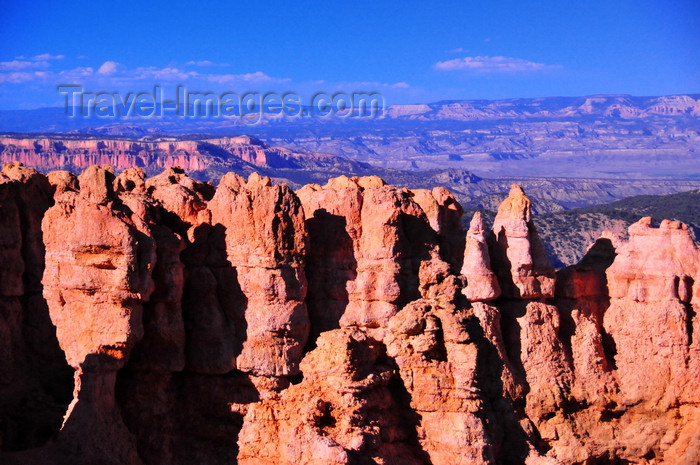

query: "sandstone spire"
left=208, top=172, right=309, bottom=380
left=297, top=176, right=438, bottom=336
left=461, top=212, right=501, bottom=301
left=490, top=184, right=555, bottom=298
left=411, top=186, right=465, bottom=270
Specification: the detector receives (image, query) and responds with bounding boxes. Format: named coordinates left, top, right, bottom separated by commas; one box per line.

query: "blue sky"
left=1, top=0, right=698, bottom=109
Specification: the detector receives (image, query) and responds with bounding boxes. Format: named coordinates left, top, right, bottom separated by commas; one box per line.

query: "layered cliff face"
left=0, top=135, right=351, bottom=176
left=0, top=137, right=210, bottom=173
left=0, top=164, right=698, bottom=465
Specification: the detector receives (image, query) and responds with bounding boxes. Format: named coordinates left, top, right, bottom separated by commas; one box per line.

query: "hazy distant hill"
left=534, top=189, right=700, bottom=268
left=385, top=94, right=700, bottom=120
left=267, top=94, right=700, bottom=178
left=3, top=133, right=700, bottom=213
left=2, top=93, right=699, bottom=179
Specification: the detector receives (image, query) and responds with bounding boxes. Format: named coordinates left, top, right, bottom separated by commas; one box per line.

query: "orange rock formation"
left=0, top=163, right=698, bottom=465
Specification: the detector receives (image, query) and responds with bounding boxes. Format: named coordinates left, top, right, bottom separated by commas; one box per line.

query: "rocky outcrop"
left=42, top=165, right=157, bottom=464
left=385, top=257, right=496, bottom=465
left=208, top=171, right=309, bottom=381
left=410, top=186, right=465, bottom=271
left=237, top=328, right=425, bottom=465
left=295, top=176, right=364, bottom=341
left=599, top=218, right=700, bottom=463
left=0, top=166, right=698, bottom=465
left=548, top=218, right=700, bottom=463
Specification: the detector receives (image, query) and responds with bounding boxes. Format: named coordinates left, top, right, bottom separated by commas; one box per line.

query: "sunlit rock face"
left=297, top=175, right=438, bottom=338
left=208, top=171, right=309, bottom=379
left=0, top=165, right=698, bottom=465
left=489, top=184, right=556, bottom=299
left=598, top=218, right=700, bottom=463
left=461, top=212, right=500, bottom=301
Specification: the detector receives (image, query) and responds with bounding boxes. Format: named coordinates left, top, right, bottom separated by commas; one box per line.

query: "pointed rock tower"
left=461, top=212, right=501, bottom=301
left=489, top=184, right=555, bottom=299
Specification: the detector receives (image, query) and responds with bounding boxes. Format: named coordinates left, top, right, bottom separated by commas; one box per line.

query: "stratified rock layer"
left=0, top=166, right=698, bottom=465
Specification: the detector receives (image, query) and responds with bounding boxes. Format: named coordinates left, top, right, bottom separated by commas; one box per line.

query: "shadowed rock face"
left=208, top=172, right=309, bottom=379
left=0, top=164, right=698, bottom=465
left=0, top=163, right=74, bottom=454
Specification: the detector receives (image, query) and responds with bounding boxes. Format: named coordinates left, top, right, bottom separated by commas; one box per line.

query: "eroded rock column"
left=42, top=166, right=156, bottom=464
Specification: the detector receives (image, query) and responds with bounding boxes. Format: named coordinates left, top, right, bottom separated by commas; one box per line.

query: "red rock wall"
left=0, top=165, right=698, bottom=465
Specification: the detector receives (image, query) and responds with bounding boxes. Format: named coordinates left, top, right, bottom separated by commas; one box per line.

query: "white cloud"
left=97, top=61, right=121, bottom=75
left=0, top=60, right=50, bottom=71
left=0, top=72, right=35, bottom=83
left=207, top=71, right=289, bottom=84
left=82, top=64, right=283, bottom=84
left=131, top=66, right=196, bottom=80
left=0, top=59, right=292, bottom=90
left=185, top=60, right=232, bottom=67
left=447, top=47, right=465, bottom=54
left=14, top=53, right=65, bottom=61
left=331, top=80, right=411, bottom=90
left=32, top=53, right=65, bottom=60
left=59, top=66, right=94, bottom=78
left=434, top=56, right=560, bottom=73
